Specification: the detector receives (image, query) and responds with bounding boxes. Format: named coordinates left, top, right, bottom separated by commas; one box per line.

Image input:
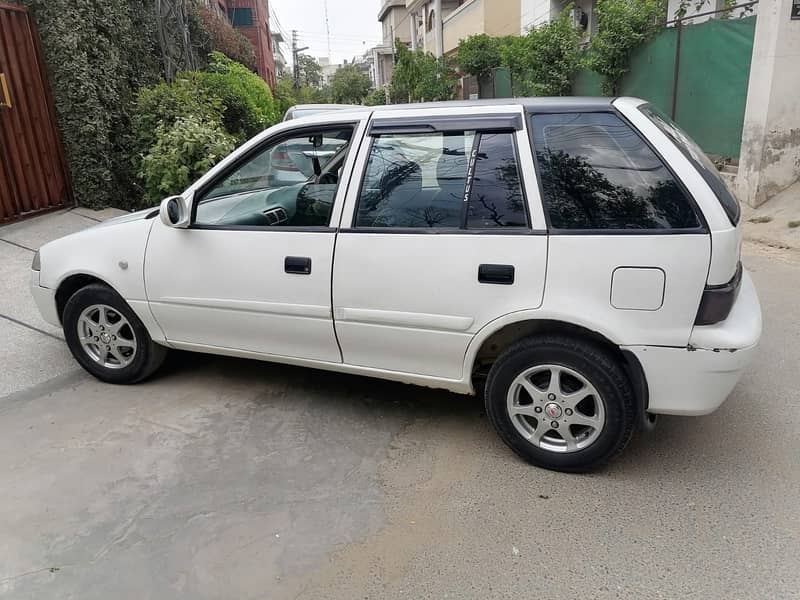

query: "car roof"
left=275, top=97, right=627, bottom=130
left=368, top=96, right=616, bottom=113
left=287, top=104, right=358, bottom=111
left=288, top=97, right=619, bottom=123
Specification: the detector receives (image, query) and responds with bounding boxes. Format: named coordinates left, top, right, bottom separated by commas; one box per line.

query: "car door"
left=331, top=106, right=549, bottom=381
left=145, top=119, right=366, bottom=362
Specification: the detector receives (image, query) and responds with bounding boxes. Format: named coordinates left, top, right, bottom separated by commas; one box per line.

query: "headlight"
left=31, top=250, right=40, bottom=271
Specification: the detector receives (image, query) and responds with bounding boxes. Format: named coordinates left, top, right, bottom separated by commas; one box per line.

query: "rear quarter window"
left=638, top=103, right=740, bottom=226
left=530, top=112, right=702, bottom=231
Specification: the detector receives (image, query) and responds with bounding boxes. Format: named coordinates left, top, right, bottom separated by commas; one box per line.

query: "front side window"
left=531, top=112, right=701, bottom=231
left=195, top=126, right=353, bottom=228
left=355, top=129, right=527, bottom=229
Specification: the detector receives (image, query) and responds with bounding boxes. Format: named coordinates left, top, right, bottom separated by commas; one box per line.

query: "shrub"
left=391, top=42, right=457, bottom=103
left=586, top=0, right=666, bottom=95
left=191, top=52, right=280, bottom=141
left=193, top=6, right=256, bottom=71
left=457, top=34, right=503, bottom=80
left=133, top=53, right=278, bottom=152
left=525, top=10, right=582, bottom=96
left=364, top=88, right=388, bottom=106
left=133, top=78, right=223, bottom=161
left=139, top=116, right=235, bottom=203
left=330, top=64, right=372, bottom=104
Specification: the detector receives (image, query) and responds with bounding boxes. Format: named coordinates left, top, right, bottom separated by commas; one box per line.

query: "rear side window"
left=356, top=130, right=528, bottom=229
left=639, top=103, right=740, bottom=225
left=531, top=112, right=701, bottom=231
left=467, top=133, right=527, bottom=228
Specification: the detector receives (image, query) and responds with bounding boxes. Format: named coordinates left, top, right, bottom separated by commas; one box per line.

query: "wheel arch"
left=466, top=316, right=648, bottom=425
left=55, top=273, right=116, bottom=324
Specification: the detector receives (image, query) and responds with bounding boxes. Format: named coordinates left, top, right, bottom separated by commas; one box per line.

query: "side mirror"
left=159, top=195, right=190, bottom=228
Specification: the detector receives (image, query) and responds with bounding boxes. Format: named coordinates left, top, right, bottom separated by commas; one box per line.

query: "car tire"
left=485, top=335, right=636, bottom=473
left=63, top=283, right=167, bottom=384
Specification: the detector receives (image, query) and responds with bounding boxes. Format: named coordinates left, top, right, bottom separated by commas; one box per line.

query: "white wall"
left=736, top=0, right=800, bottom=207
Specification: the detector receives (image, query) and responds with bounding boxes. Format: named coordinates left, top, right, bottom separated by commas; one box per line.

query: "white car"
left=30, top=98, right=762, bottom=472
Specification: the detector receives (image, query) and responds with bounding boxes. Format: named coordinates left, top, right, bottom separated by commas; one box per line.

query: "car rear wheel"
left=63, top=283, right=167, bottom=384
left=485, top=335, right=636, bottom=472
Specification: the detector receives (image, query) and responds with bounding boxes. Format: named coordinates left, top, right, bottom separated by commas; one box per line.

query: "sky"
left=269, top=0, right=384, bottom=66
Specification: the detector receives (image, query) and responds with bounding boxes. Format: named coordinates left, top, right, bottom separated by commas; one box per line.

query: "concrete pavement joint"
left=0, top=237, right=36, bottom=253
left=66, top=208, right=102, bottom=223
left=0, top=312, right=62, bottom=341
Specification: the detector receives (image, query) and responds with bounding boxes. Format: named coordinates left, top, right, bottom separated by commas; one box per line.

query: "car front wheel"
left=63, top=283, right=167, bottom=384
left=485, top=335, right=636, bottom=472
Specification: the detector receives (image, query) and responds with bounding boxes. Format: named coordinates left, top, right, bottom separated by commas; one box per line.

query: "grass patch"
left=788, top=220, right=800, bottom=229
left=748, top=216, right=773, bottom=224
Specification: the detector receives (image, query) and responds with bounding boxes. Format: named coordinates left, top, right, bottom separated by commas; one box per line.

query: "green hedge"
left=14, top=0, right=166, bottom=209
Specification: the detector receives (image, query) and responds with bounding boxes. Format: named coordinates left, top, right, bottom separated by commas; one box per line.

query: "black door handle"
left=478, top=264, right=515, bottom=285
left=285, top=256, right=312, bottom=274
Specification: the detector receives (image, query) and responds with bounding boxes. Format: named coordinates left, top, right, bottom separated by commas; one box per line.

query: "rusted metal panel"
left=0, top=2, right=72, bottom=223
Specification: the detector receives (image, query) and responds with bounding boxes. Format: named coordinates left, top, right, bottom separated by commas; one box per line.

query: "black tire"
left=63, top=283, right=167, bottom=384
left=485, top=335, right=636, bottom=473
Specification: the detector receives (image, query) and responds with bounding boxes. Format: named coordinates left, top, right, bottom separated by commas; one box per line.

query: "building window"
left=427, top=10, right=435, bottom=31
left=228, top=8, right=254, bottom=26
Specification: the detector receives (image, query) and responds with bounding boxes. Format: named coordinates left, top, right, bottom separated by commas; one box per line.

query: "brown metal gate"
left=0, top=2, right=71, bottom=223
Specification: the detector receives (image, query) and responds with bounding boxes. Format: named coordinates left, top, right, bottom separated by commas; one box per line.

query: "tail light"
left=694, top=262, right=742, bottom=326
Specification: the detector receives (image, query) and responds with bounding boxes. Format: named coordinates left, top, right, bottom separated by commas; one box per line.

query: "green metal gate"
left=573, top=15, right=756, bottom=158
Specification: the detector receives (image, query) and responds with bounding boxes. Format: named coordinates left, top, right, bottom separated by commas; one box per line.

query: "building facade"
left=204, top=0, right=277, bottom=87
left=374, top=0, right=413, bottom=88
left=407, top=0, right=520, bottom=57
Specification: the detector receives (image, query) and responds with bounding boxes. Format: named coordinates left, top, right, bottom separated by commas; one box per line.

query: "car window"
left=356, top=132, right=471, bottom=228
left=467, top=133, right=527, bottom=228
left=639, top=103, right=739, bottom=225
left=194, top=126, right=353, bottom=228
left=356, top=130, right=527, bottom=229
left=531, top=112, right=701, bottom=231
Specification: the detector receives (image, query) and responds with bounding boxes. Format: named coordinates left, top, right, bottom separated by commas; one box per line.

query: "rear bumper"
left=30, top=269, right=60, bottom=327
left=624, top=269, right=761, bottom=416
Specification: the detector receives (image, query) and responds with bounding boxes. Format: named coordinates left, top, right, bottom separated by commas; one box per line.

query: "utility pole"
left=292, top=30, right=309, bottom=88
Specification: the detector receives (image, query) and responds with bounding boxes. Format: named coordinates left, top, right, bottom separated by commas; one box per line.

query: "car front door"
left=331, top=107, right=550, bottom=381
left=145, top=119, right=365, bottom=362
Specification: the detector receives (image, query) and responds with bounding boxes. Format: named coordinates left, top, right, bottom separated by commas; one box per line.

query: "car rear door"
left=331, top=106, right=549, bottom=381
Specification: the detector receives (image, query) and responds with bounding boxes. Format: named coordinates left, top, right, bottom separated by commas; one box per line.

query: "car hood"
left=92, top=208, right=158, bottom=228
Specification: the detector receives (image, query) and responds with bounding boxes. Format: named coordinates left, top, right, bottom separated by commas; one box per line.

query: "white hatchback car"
left=31, top=98, right=761, bottom=472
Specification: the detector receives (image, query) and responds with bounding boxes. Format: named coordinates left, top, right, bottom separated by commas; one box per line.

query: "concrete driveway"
left=1, top=212, right=798, bottom=599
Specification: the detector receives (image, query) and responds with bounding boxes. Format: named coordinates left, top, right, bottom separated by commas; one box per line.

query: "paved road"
left=0, top=225, right=798, bottom=598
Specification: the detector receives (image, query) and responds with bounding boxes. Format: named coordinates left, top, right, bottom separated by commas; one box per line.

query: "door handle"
left=285, top=256, right=312, bottom=274
left=478, top=264, right=515, bottom=285
left=0, top=74, right=11, bottom=109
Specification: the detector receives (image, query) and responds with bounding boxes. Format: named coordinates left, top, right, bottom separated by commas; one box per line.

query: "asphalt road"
left=0, top=232, right=798, bottom=599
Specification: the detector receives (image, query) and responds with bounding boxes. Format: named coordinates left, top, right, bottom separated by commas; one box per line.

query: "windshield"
left=638, top=103, right=740, bottom=226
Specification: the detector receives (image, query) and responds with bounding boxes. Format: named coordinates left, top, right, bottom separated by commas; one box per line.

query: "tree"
left=390, top=42, right=456, bottom=103
left=585, top=0, right=666, bottom=95
left=330, top=64, right=372, bottom=104
left=363, top=88, right=388, bottom=106
left=524, top=10, right=582, bottom=96
left=295, top=54, right=323, bottom=88
left=457, top=33, right=502, bottom=81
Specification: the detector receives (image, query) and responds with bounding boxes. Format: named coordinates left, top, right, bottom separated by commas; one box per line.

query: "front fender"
left=39, top=218, right=155, bottom=300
